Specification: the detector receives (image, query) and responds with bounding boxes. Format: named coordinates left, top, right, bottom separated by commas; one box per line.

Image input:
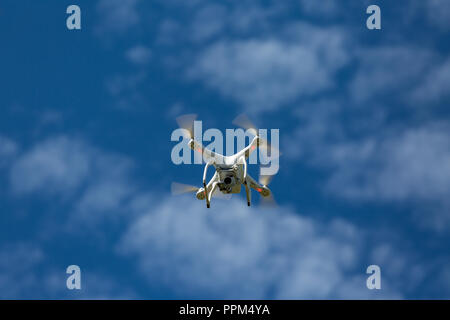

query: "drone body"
left=172, top=115, right=277, bottom=208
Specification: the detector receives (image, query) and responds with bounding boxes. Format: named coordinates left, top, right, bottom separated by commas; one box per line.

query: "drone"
left=171, top=114, right=279, bottom=208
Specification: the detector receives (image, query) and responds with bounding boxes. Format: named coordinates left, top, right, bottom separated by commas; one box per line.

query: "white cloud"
left=188, top=23, right=350, bottom=113
left=10, top=137, right=91, bottom=196
left=2, top=135, right=436, bottom=298
left=189, top=4, right=227, bottom=42
left=95, top=0, right=141, bottom=35
left=119, top=196, right=401, bottom=299
left=0, top=135, right=17, bottom=167
left=426, top=0, right=450, bottom=31
left=283, top=99, right=346, bottom=160
left=0, top=242, right=136, bottom=299
left=9, top=136, right=136, bottom=228
left=0, top=243, right=44, bottom=298
left=157, top=2, right=281, bottom=46
left=349, top=47, right=434, bottom=102
left=411, top=58, right=450, bottom=104
left=105, top=72, right=147, bottom=110
left=323, top=124, right=450, bottom=231
left=126, top=45, right=152, bottom=65
left=71, top=152, right=135, bottom=226
left=299, top=0, right=340, bottom=17
left=325, top=124, right=450, bottom=203
left=286, top=98, right=450, bottom=229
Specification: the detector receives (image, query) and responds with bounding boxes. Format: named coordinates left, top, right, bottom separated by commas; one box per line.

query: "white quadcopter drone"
left=171, top=114, right=278, bottom=208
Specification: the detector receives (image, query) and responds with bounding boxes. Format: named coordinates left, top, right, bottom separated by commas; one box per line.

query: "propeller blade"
left=176, top=114, right=197, bottom=139
left=233, top=114, right=281, bottom=159
left=171, top=182, right=199, bottom=195
left=261, top=193, right=277, bottom=208
left=259, top=174, right=274, bottom=186
left=258, top=172, right=277, bottom=207
left=232, top=114, right=258, bottom=135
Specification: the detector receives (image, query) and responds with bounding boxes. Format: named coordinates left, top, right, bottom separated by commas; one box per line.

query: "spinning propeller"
left=171, top=182, right=199, bottom=195
left=171, top=182, right=231, bottom=200
left=259, top=173, right=277, bottom=207
left=176, top=113, right=197, bottom=140
left=232, top=114, right=281, bottom=159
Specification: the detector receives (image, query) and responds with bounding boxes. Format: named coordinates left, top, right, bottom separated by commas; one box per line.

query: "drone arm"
left=230, top=136, right=259, bottom=162
left=189, top=139, right=224, bottom=165
left=245, top=173, right=268, bottom=196
left=243, top=136, right=259, bottom=159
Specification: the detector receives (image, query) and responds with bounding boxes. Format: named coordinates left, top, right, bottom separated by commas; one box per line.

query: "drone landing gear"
left=244, top=180, right=251, bottom=207
left=203, top=162, right=212, bottom=209
left=206, top=181, right=218, bottom=209
left=204, top=182, right=210, bottom=209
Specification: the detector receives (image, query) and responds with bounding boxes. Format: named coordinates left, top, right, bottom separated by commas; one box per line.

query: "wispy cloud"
left=323, top=123, right=450, bottom=228
left=0, top=242, right=137, bottom=299
left=0, top=243, right=44, bottom=298
left=125, top=45, right=152, bottom=65
left=10, top=136, right=91, bottom=196
left=349, top=46, right=434, bottom=103
left=325, top=123, right=450, bottom=202
left=9, top=136, right=136, bottom=229
left=95, top=0, right=141, bottom=36
left=105, top=71, right=147, bottom=110
left=410, top=58, right=450, bottom=105
left=188, top=23, right=350, bottom=113
left=119, top=197, right=402, bottom=299
left=288, top=111, right=450, bottom=230
left=0, top=135, right=17, bottom=167
left=2, top=134, right=443, bottom=298
left=426, top=0, right=450, bottom=31
left=299, top=0, right=340, bottom=17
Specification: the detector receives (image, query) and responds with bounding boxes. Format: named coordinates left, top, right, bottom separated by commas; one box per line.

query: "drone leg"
left=244, top=178, right=251, bottom=206
left=241, top=158, right=250, bottom=206
left=207, top=182, right=218, bottom=208
left=203, top=162, right=212, bottom=208
left=204, top=182, right=210, bottom=208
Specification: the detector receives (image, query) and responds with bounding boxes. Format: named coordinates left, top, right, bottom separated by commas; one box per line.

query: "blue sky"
left=0, top=0, right=449, bottom=299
